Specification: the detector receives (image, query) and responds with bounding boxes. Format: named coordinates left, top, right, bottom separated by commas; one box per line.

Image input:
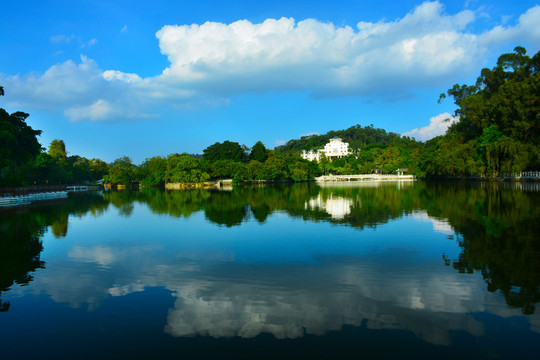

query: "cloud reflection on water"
left=24, top=239, right=534, bottom=345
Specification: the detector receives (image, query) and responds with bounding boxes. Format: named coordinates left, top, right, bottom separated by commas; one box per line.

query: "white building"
left=301, top=137, right=351, bottom=162
left=301, top=149, right=320, bottom=162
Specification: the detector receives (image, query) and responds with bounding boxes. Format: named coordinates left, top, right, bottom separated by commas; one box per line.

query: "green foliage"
left=259, top=156, right=289, bottom=180
left=443, top=46, right=540, bottom=144
left=48, top=139, right=67, bottom=161
left=275, top=124, right=404, bottom=155
left=430, top=46, right=540, bottom=176
left=203, top=141, right=245, bottom=162
left=207, top=159, right=237, bottom=179
left=89, top=158, right=109, bottom=180
left=250, top=141, right=268, bottom=162
left=139, top=156, right=167, bottom=186
left=0, top=108, right=42, bottom=186
left=1, top=85, right=107, bottom=186
left=165, top=153, right=210, bottom=183
left=105, top=156, right=137, bottom=185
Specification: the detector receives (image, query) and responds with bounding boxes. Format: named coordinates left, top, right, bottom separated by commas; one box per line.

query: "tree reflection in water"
left=95, top=182, right=540, bottom=315
left=0, top=193, right=108, bottom=311
left=1, top=182, right=539, bottom=315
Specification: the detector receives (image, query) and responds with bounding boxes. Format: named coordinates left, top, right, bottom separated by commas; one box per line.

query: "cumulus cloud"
left=154, top=1, right=484, bottom=97
left=2, top=56, right=106, bottom=108
left=2, top=1, right=540, bottom=121
left=1, top=55, right=159, bottom=121
left=480, top=6, right=540, bottom=49
left=65, top=99, right=114, bottom=122
left=403, top=112, right=459, bottom=141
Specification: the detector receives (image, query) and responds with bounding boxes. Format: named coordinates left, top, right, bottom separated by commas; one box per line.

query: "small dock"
left=315, top=174, right=415, bottom=182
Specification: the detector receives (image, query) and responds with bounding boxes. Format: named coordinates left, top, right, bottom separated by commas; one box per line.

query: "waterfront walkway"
left=0, top=191, right=68, bottom=207
left=0, top=184, right=96, bottom=207
left=316, top=174, right=415, bottom=182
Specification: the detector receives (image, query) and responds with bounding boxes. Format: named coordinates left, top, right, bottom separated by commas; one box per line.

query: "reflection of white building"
left=301, top=137, right=352, bottom=162
left=305, top=194, right=354, bottom=219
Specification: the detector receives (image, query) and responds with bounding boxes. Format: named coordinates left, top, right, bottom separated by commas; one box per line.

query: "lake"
left=1, top=181, right=539, bottom=359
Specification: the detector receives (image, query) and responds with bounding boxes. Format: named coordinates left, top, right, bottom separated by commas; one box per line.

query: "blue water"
left=1, top=182, right=539, bottom=359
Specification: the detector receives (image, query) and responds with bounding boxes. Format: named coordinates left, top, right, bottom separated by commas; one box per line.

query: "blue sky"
left=1, top=0, right=539, bottom=163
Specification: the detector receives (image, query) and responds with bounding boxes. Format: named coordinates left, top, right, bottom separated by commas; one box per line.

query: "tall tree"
left=250, top=141, right=268, bottom=162
left=0, top=105, right=42, bottom=185
left=48, top=139, right=67, bottom=161
left=441, top=46, right=540, bottom=144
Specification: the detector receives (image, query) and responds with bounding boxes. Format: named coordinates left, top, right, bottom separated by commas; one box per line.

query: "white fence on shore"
left=0, top=191, right=68, bottom=207
left=500, top=171, right=540, bottom=179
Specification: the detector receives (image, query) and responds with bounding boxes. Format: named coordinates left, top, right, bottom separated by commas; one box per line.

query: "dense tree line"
left=135, top=140, right=321, bottom=186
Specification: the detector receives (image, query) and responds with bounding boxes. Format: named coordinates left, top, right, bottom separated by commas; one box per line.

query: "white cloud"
left=103, top=70, right=142, bottom=83
left=50, top=35, right=98, bottom=49
left=121, top=25, right=129, bottom=33
left=50, top=34, right=75, bottom=44
left=300, top=131, right=319, bottom=138
left=1, top=55, right=158, bottom=121
left=154, top=2, right=484, bottom=97
left=403, top=112, right=459, bottom=141
left=2, top=56, right=106, bottom=108
left=65, top=99, right=113, bottom=122
left=81, top=38, right=98, bottom=48
left=480, top=6, right=540, bottom=49
left=2, top=1, right=540, bottom=122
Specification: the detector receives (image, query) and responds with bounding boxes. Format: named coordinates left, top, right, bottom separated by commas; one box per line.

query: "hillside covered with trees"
left=277, top=46, right=539, bottom=178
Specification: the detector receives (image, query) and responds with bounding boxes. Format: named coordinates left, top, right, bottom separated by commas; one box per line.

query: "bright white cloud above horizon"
left=403, top=112, right=459, bottom=141
left=1, top=0, right=540, bottom=161
left=2, top=1, right=539, bottom=126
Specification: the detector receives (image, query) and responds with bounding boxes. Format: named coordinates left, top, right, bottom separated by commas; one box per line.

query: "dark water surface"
left=1, top=181, right=539, bottom=359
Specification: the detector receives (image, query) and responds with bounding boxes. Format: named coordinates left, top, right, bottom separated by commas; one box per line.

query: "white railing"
left=0, top=191, right=68, bottom=207
left=500, top=171, right=540, bottom=178
left=315, top=174, right=415, bottom=182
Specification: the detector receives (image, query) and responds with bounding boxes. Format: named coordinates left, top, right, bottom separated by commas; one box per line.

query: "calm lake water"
left=1, top=181, right=539, bottom=359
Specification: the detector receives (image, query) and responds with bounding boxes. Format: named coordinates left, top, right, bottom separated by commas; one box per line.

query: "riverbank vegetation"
left=1, top=47, right=538, bottom=187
